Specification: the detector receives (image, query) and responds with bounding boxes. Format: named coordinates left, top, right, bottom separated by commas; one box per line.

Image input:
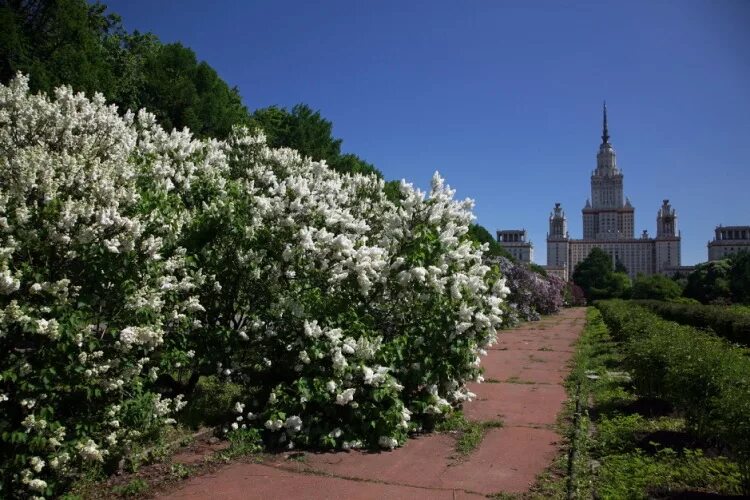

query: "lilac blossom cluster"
left=491, top=257, right=565, bottom=324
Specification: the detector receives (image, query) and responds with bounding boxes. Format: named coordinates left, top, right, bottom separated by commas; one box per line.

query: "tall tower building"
left=545, top=103, right=682, bottom=279
left=546, top=203, right=569, bottom=276
left=655, top=199, right=681, bottom=270
left=582, top=103, right=635, bottom=240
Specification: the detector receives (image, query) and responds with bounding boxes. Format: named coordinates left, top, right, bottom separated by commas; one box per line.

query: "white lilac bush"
left=0, top=76, right=197, bottom=497
left=0, top=75, right=509, bottom=497
left=170, top=130, right=510, bottom=450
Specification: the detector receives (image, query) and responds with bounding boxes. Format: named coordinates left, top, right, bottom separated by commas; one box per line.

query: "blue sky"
left=106, top=0, right=749, bottom=265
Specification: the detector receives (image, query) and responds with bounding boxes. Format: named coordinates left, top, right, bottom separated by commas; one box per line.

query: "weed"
left=169, top=463, right=192, bottom=480
left=436, top=411, right=502, bottom=456
left=218, top=428, right=263, bottom=460
left=286, top=452, right=306, bottom=462
left=111, top=478, right=149, bottom=497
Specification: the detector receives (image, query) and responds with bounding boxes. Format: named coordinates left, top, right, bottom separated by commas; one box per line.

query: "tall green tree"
left=136, top=41, right=250, bottom=137
left=466, top=224, right=514, bottom=260
left=684, top=259, right=733, bottom=304
left=729, top=251, right=750, bottom=304
left=0, top=0, right=250, bottom=138
left=572, top=247, right=631, bottom=300
left=0, top=0, right=122, bottom=96
left=251, top=104, right=381, bottom=177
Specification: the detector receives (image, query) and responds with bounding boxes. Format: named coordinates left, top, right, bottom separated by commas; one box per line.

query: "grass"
left=562, top=307, right=745, bottom=498
left=436, top=411, right=503, bottom=456
left=110, top=479, right=149, bottom=497
left=217, top=428, right=264, bottom=460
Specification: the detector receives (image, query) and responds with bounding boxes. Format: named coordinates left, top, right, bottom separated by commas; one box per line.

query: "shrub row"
left=596, top=300, right=750, bottom=487
left=633, top=299, right=750, bottom=346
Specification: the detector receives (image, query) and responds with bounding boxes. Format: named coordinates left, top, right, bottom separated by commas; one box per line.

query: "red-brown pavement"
left=160, top=308, right=586, bottom=499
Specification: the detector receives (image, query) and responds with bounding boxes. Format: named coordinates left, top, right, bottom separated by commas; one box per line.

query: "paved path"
left=160, top=308, right=586, bottom=499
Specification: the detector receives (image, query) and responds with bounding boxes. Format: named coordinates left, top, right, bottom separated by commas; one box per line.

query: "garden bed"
left=562, top=307, right=747, bottom=498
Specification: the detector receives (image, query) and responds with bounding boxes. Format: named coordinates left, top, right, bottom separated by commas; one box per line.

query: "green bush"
left=634, top=299, right=750, bottom=346
left=630, top=274, right=683, bottom=301
left=596, top=300, right=750, bottom=491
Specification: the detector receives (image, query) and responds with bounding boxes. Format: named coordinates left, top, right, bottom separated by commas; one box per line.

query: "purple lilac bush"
left=490, top=257, right=566, bottom=324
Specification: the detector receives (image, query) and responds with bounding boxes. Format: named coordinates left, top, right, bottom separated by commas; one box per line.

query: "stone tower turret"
left=655, top=199, right=681, bottom=272
left=547, top=202, right=569, bottom=270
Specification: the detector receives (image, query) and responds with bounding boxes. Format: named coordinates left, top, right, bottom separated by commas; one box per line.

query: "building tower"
left=543, top=101, right=684, bottom=279
left=582, top=102, right=635, bottom=240
left=547, top=202, right=569, bottom=272
left=655, top=199, right=681, bottom=272
left=496, top=229, right=534, bottom=263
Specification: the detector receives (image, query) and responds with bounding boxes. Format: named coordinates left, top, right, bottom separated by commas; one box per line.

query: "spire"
left=601, top=101, right=610, bottom=144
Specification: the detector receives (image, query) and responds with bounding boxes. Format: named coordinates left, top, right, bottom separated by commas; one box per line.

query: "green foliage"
left=572, top=248, right=631, bottom=300
left=219, top=428, right=263, bottom=460
left=111, top=478, right=149, bottom=497
left=630, top=273, right=683, bottom=301
left=573, top=248, right=613, bottom=291
left=730, top=251, right=750, bottom=304
left=465, top=224, right=514, bottom=260
left=0, top=0, right=249, bottom=138
left=435, top=412, right=502, bottom=456
left=528, top=262, right=548, bottom=277
left=614, top=258, right=628, bottom=275
left=134, top=41, right=250, bottom=137
left=250, top=104, right=381, bottom=177
left=596, top=300, right=750, bottom=491
left=568, top=307, right=745, bottom=498
left=634, top=299, right=750, bottom=346
left=684, top=259, right=733, bottom=304
left=178, top=377, right=245, bottom=429
left=597, top=449, right=743, bottom=499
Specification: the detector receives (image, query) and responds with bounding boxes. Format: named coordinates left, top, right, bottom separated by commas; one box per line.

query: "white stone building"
left=496, top=229, right=533, bottom=263
left=708, top=225, right=750, bottom=260
left=546, top=103, right=682, bottom=280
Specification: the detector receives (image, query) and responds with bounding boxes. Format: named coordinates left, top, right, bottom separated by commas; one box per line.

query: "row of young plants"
left=633, top=299, right=750, bottom=346
left=563, top=308, right=746, bottom=498
left=0, top=75, right=518, bottom=498
left=596, top=300, right=750, bottom=492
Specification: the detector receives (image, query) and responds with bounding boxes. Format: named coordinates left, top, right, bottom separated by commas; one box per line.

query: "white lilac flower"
left=29, top=456, right=45, bottom=473
left=284, top=415, right=302, bottom=433
left=378, top=436, right=398, bottom=449
left=335, top=388, right=356, bottom=405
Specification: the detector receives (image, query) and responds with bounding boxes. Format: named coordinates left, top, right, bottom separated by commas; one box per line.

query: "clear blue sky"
left=105, top=0, right=749, bottom=265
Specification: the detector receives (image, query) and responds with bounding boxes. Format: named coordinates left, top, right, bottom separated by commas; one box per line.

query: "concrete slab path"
left=160, top=308, right=586, bottom=499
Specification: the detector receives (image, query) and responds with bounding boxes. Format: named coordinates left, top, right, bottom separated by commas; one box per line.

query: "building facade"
left=496, top=229, right=533, bottom=263
left=546, top=104, right=682, bottom=280
left=708, top=225, right=750, bottom=260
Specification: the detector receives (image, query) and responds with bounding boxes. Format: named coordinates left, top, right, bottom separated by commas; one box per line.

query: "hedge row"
left=595, top=300, right=750, bottom=487
left=633, top=299, right=750, bottom=346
